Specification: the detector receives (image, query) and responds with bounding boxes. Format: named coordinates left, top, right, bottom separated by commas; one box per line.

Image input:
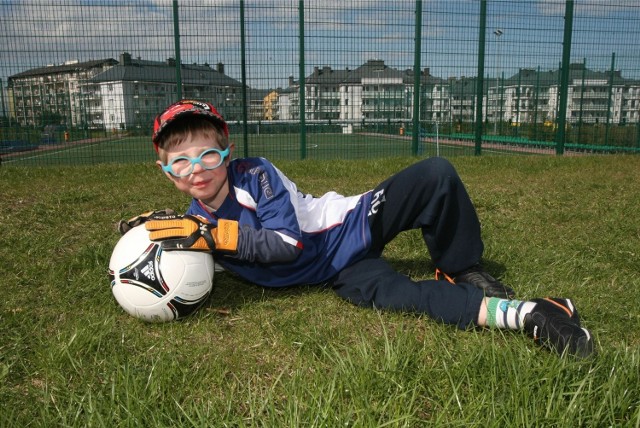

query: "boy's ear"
left=156, top=160, right=174, bottom=180
left=227, top=143, right=235, bottom=163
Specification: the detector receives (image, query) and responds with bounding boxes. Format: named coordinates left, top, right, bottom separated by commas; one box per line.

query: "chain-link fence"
left=1, top=0, right=639, bottom=165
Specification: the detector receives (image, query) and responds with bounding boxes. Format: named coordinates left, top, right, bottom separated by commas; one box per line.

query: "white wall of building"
left=278, top=93, right=291, bottom=120
left=339, top=85, right=363, bottom=120
left=99, top=82, right=126, bottom=131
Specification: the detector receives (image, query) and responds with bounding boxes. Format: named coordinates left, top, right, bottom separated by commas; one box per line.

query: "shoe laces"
left=540, top=297, right=574, bottom=318
left=434, top=268, right=455, bottom=284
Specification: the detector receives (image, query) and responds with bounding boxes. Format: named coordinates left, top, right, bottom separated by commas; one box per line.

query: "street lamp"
left=493, top=29, right=503, bottom=134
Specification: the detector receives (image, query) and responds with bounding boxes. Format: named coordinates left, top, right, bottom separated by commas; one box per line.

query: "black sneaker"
left=436, top=265, right=516, bottom=299
left=523, top=298, right=594, bottom=358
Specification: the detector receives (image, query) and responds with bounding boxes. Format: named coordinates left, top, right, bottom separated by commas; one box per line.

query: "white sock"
left=486, top=298, right=537, bottom=330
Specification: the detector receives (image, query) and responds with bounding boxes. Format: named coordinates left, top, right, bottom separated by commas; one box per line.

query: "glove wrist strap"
left=214, top=219, right=239, bottom=252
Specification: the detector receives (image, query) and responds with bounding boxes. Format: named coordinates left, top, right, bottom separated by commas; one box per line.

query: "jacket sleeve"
left=233, top=225, right=302, bottom=263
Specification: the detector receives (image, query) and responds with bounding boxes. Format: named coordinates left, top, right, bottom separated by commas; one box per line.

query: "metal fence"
left=1, top=0, right=639, bottom=165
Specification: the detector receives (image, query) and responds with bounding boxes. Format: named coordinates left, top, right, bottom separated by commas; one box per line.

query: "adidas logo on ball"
left=141, top=261, right=155, bottom=281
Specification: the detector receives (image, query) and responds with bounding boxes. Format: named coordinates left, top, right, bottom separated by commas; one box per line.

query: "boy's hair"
left=152, top=100, right=229, bottom=155
left=155, top=115, right=229, bottom=155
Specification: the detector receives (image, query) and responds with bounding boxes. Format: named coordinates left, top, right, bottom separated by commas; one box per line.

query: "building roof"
left=9, top=58, right=118, bottom=80
left=306, top=66, right=351, bottom=85
left=346, top=59, right=405, bottom=83
left=448, top=77, right=478, bottom=93
left=247, top=88, right=271, bottom=99
left=90, top=58, right=243, bottom=87
left=293, top=59, right=445, bottom=88
left=505, top=63, right=638, bottom=87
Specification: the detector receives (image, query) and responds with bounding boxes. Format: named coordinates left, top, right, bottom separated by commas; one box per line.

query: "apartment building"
left=280, top=60, right=640, bottom=127
left=7, top=58, right=118, bottom=127
left=7, top=53, right=246, bottom=131
left=279, top=60, right=446, bottom=124
left=489, top=64, right=640, bottom=125
left=8, top=56, right=639, bottom=132
left=88, top=53, right=245, bottom=131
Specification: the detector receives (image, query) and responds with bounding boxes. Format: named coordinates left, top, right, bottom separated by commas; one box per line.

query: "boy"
left=120, top=99, right=594, bottom=358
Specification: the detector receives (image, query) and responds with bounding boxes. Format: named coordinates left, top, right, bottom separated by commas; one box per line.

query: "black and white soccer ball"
left=108, top=224, right=214, bottom=322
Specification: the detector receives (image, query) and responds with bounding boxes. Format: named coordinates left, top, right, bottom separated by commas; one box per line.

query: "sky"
left=0, top=0, right=639, bottom=91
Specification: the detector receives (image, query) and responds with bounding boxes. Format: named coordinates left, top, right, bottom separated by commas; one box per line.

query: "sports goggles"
left=161, top=147, right=230, bottom=177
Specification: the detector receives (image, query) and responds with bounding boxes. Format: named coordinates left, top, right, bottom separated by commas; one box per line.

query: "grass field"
left=2, top=133, right=496, bottom=167
left=1, top=155, right=639, bottom=426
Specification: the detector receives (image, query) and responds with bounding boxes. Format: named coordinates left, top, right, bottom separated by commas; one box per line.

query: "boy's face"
left=157, top=134, right=234, bottom=209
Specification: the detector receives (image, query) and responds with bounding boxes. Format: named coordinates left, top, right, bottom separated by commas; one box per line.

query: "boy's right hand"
left=145, top=215, right=239, bottom=253
left=117, top=209, right=177, bottom=235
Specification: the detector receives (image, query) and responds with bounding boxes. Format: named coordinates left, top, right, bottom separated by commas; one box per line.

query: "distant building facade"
left=488, top=63, right=640, bottom=126
left=279, top=59, right=640, bottom=126
left=7, top=56, right=640, bottom=131
left=278, top=59, right=446, bottom=124
left=263, top=90, right=279, bottom=120
left=7, top=53, right=246, bottom=131
left=7, top=58, right=118, bottom=127
left=88, top=53, right=244, bottom=131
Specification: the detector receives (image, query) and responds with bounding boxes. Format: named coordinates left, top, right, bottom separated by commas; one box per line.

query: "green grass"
left=1, top=155, right=639, bottom=426
left=2, top=133, right=485, bottom=167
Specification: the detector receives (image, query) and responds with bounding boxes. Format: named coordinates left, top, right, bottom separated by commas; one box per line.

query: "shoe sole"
left=573, top=327, right=595, bottom=358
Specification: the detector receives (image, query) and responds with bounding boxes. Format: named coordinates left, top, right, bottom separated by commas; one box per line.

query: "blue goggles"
left=161, top=147, right=230, bottom=178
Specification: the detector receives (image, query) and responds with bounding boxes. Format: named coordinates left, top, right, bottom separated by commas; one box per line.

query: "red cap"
left=152, top=100, right=229, bottom=150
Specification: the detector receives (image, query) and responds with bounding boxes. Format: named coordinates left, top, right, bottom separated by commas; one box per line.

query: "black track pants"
left=332, top=157, right=485, bottom=329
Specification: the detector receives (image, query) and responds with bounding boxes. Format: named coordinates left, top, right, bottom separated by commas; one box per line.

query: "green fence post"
left=515, top=68, right=521, bottom=137
left=555, top=0, right=574, bottom=155
left=556, top=61, right=562, bottom=122
left=412, top=0, right=423, bottom=156
left=499, top=71, right=504, bottom=135
left=605, top=52, right=616, bottom=146
left=240, top=0, right=249, bottom=158
left=299, top=0, right=306, bottom=160
left=533, top=66, right=540, bottom=141
left=448, top=81, right=453, bottom=133
left=474, top=0, right=487, bottom=156
left=172, top=0, right=182, bottom=100
left=0, top=78, right=5, bottom=119
left=577, top=58, right=586, bottom=144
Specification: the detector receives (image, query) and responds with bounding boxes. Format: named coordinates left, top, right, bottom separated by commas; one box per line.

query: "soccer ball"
left=108, top=224, right=215, bottom=322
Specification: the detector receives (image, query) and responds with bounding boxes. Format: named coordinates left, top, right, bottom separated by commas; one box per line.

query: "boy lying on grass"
left=120, top=100, right=594, bottom=358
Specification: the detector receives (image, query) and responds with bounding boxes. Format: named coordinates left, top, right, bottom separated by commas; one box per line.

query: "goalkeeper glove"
left=145, top=214, right=239, bottom=253
left=118, top=209, right=177, bottom=235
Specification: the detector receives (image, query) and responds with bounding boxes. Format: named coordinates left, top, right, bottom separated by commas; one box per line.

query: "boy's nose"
left=191, top=162, right=206, bottom=174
